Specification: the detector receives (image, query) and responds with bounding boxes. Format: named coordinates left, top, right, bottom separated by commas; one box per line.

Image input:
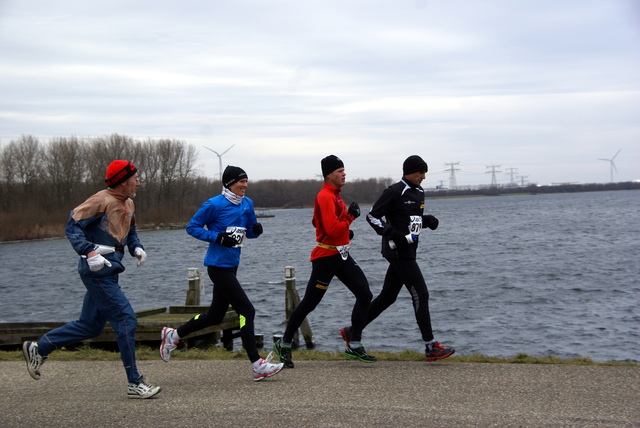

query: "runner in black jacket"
left=340, top=155, right=455, bottom=361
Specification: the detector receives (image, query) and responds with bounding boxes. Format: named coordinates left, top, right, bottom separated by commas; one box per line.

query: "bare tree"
left=86, top=134, right=137, bottom=188
left=1, top=135, right=43, bottom=187
left=138, top=138, right=162, bottom=186
left=132, top=138, right=198, bottom=218
left=175, top=141, right=198, bottom=208
left=43, top=136, right=89, bottom=207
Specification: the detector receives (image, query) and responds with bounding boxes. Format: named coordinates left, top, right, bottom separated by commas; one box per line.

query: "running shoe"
left=160, top=327, right=178, bottom=362
left=345, top=345, right=377, bottom=363
left=22, top=341, right=45, bottom=380
left=252, top=352, right=284, bottom=381
left=339, top=326, right=351, bottom=347
left=425, top=342, right=455, bottom=361
left=127, top=378, right=162, bottom=399
left=273, top=338, right=294, bottom=368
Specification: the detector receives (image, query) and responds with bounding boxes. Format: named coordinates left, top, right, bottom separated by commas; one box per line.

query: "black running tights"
left=177, top=266, right=260, bottom=362
left=284, top=254, right=372, bottom=343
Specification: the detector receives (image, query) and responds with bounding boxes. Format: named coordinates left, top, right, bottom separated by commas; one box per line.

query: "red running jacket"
left=309, top=182, right=354, bottom=261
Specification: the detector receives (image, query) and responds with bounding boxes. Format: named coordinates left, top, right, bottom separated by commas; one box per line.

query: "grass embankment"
left=0, top=346, right=636, bottom=367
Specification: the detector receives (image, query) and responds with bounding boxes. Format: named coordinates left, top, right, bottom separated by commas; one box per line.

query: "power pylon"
left=445, top=162, right=460, bottom=189
left=505, top=168, right=518, bottom=186
left=486, top=165, right=501, bottom=187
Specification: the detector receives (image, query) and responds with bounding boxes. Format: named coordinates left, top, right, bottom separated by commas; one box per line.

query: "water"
left=1, top=190, right=638, bottom=362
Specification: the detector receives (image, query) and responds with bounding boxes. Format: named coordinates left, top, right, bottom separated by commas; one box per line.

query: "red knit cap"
left=105, top=160, right=137, bottom=187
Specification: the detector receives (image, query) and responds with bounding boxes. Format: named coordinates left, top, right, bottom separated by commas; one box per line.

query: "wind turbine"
left=598, top=149, right=621, bottom=183
left=204, top=144, right=235, bottom=183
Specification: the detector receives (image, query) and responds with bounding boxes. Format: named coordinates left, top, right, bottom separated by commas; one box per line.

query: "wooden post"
left=185, top=268, right=202, bottom=306
left=284, top=266, right=315, bottom=349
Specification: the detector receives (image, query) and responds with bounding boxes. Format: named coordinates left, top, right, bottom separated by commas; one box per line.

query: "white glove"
left=134, top=247, right=147, bottom=267
left=404, top=233, right=419, bottom=244
left=93, top=244, right=115, bottom=255
left=87, top=254, right=112, bottom=272
left=388, top=234, right=419, bottom=250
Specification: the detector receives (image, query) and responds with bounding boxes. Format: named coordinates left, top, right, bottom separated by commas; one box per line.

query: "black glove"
left=423, top=215, right=439, bottom=230
left=349, top=229, right=354, bottom=240
left=216, top=232, right=239, bottom=248
left=348, top=201, right=360, bottom=219
left=252, top=222, right=263, bottom=235
left=389, top=230, right=409, bottom=250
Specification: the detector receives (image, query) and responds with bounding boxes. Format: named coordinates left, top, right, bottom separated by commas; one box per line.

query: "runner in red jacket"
left=274, top=155, right=376, bottom=368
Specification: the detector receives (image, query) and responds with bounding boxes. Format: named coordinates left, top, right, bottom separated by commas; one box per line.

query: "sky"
left=1, top=0, right=639, bottom=187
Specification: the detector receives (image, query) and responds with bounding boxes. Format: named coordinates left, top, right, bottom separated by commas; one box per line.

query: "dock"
left=0, top=268, right=242, bottom=351
left=0, top=266, right=314, bottom=352
left=0, top=306, right=241, bottom=351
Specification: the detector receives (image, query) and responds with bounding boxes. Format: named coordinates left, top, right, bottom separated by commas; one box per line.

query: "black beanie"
left=321, top=155, right=344, bottom=177
left=222, top=165, right=247, bottom=188
left=403, top=155, right=428, bottom=175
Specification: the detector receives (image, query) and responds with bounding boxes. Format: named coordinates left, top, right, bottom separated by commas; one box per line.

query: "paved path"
left=1, top=359, right=638, bottom=427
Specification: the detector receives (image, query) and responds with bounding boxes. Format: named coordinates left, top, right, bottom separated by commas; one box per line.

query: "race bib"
left=226, top=226, right=246, bottom=247
left=408, top=215, right=422, bottom=236
left=336, top=244, right=351, bottom=260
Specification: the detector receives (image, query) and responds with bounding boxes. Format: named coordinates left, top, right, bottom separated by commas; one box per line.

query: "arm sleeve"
left=317, top=191, right=352, bottom=240
left=126, top=213, right=143, bottom=256
left=65, top=212, right=97, bottom=256
left=186, top=200, right=219, bottom=243
left=65, top=195, right=104, bottom=256
left=244, top=199, right=260, bottom=239
left=366, top=188, right=395, bottom=236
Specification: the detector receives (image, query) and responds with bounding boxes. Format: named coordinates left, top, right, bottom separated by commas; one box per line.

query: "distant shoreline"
left=2, top=186, right=638, bottom=243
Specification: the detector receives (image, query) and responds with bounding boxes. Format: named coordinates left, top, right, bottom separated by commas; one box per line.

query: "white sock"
left=425, top=339, right=436, bottom=350
left=252, top=359, right=263, bottom=369
left=349, top=342, right=363, bottom=349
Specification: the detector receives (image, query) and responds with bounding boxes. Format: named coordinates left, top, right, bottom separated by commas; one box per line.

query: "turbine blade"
left=612, top=163, right=618, bottom=173
left=612, top=149, right=621, bottom=160
left=221, top=144, right=236, bottom=156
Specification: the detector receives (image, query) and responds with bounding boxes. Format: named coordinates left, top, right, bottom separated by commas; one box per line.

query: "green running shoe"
left=345, top=345, right=377, bottom=363
left=273, top=338, right=294, bottom=368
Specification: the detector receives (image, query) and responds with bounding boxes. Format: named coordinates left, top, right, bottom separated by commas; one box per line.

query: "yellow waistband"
left=316, top=242, right=337, bottom=250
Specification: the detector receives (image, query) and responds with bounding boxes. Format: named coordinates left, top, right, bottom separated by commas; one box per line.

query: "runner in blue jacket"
left=160, top=165, right=283, bottom=381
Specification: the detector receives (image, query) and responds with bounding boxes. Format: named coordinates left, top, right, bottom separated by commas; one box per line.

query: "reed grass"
left=0, top=346, right=636, bottom=366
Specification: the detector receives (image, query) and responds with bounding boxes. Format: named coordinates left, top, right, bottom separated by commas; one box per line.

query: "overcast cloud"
left=1, top=0, right=638, bottom=186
